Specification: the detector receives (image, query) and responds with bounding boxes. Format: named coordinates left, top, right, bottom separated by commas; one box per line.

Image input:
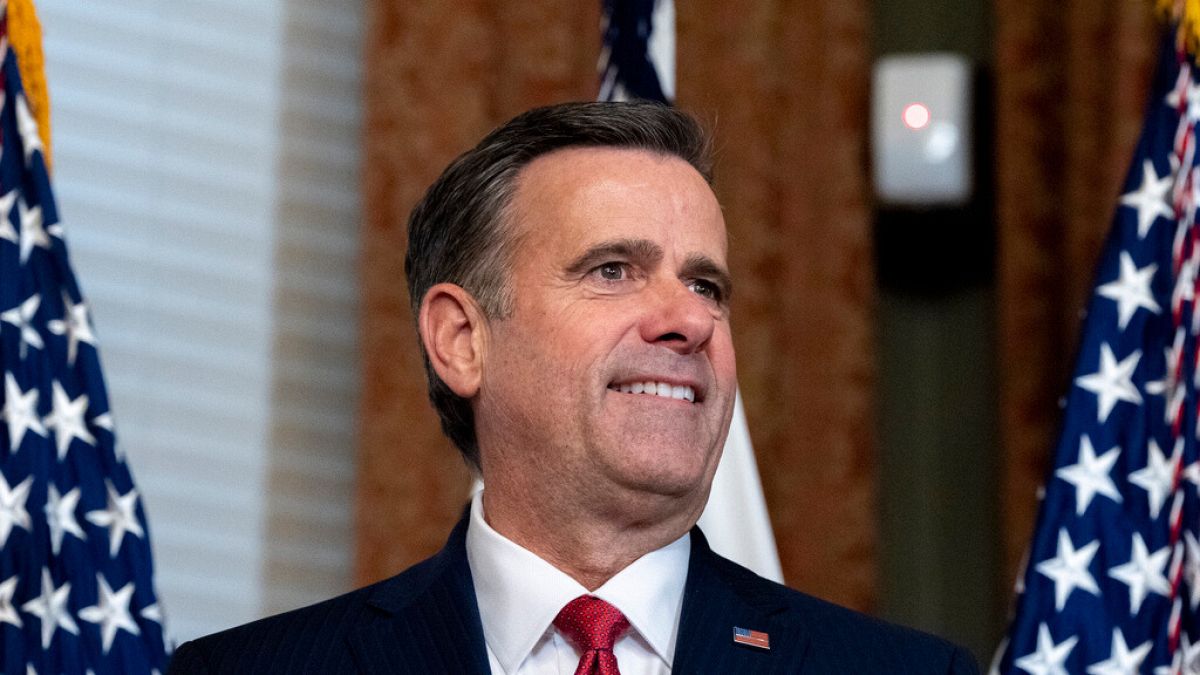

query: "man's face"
left=475, top=146, right=737, bottom=513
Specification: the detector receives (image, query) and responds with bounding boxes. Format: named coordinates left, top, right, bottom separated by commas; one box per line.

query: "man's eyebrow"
left=682, top=253, right=733, bottom=301
left=564, top=238, right=664, bottom=275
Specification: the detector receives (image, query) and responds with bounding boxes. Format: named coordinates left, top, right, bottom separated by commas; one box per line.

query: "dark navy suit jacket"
left=168, top=515, right=979, bottom=674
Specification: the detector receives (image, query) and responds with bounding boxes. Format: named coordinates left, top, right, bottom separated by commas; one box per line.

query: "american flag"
left=598, top=0, right=671, bottom=104
left=993, top=35, right=1200, bottom=675
left=732, top=626, right=770, bottom=650
left=0, top=7, right=168, bottom=675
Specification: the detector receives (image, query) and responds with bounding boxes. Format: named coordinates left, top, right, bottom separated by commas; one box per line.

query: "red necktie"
left=553, top=595, right=631, bottom=675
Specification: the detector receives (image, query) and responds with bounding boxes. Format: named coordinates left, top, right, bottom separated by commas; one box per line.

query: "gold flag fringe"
left=1160, top=0, right=1200, bottom=62
left=6, top=0, right=50, bottom=170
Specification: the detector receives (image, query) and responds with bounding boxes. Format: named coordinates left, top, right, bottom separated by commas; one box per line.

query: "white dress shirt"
left=465, top=491, right=691, bottom=675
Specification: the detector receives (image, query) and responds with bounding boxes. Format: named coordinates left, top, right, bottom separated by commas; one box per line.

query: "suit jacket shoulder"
left=167, top=516, right=491, bottom=675
left=168, top=516, right=977, bottom=675
left=675, top=530, right=979, bottom=675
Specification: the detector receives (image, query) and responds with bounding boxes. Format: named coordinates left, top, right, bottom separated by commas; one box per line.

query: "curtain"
left=676, top=2, right=876, bottom=610
left=994, top=2, right=1157, bottom=584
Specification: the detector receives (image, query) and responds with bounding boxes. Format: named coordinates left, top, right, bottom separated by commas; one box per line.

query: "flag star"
left=1109, top=532, right=1171, bottom=614
left=1187, top=531, right=1200, bottom=610
left=1175, top=257, right=1198, bottom=321
left=1149, top=332, right=1186, bottom=423
left=20, top=568, right=78, bottom=650
left=1143, top=342, right=1178, bottom=398
left=16, top=197, right=47, bottom=264
left=1166, top=66, right=1191, bottom=109
left=85, top=481, right=145, bottom=557
left=2, top=372, right=46, bottom=451
left=0, top=190, right=15, bottom=244
left=1, top=293, right=44, bottom=357
left=14, top=94, right=42, bottom=163
left=91, top=412, right=113, bottom=432
left=1014, top=623, right=1078, bottom=675
left=43, top=381, right=95, bottom=460
left=1120, top=159, right=1174, bottom=238
left=1186, top=461, right=1200, bottom=492
left=1129, top=438, right=1181, bottom=520
left=1085, top=628, right=1152, bottom=675
left=1035, top=528, right=1101, bottom=610
left=45, top=485, right=84, bottom=555
left=1180, top=632, right=1200, bottom=674
left=46, top=293, right=97, bottom=365
left=78, top=574, right=140, bottom=653
left=1075, top=344, right=1143, bottom=422
left=141, top=603, right=161, bottom=623
left=0, top=576, right=21, bottom=628
left=1097, top=252, right=1160, bottom=329
left=0, top=473, right=32, bottom=547
left=1056, top=435, right=1123, bottom=515
left=140, top=603, right=170, bottom=656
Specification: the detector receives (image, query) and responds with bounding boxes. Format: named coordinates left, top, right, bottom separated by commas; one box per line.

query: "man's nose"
left=639, top=278, right=716, bottom=354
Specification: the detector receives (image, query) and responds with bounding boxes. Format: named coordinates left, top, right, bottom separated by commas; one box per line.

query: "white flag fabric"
left=698, top=392, right=783, bottom=582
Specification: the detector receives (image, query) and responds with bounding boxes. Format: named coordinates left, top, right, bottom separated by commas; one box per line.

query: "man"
left=168, top=102, right=978, bottom=674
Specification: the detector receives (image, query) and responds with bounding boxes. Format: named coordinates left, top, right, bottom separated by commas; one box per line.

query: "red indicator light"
left=902, top=103, right=930, bottom=130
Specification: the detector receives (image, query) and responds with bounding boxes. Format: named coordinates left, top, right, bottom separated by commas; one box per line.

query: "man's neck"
left=480, top=482, right=702, bottom=590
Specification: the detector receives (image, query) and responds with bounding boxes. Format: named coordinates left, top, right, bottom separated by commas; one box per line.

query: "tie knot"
left=553, top=595, right=630, bottom=652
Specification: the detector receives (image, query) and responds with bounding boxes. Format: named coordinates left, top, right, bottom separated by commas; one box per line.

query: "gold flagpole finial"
left=6, top=0, right=51, bottom=170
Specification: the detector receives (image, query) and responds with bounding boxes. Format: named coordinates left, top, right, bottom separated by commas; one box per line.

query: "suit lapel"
left=346, top=513, right=492, bottom=675
left=344, top=518, right=812, bottom=673
left=672, top=529, right=811, bottom=674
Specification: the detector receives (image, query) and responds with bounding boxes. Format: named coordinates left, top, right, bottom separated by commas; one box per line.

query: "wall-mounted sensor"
left=872, top=53, right=973, bottom=207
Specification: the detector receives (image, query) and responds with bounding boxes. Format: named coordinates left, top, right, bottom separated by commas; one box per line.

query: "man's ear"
left=418, top=283, right=488, bottom=398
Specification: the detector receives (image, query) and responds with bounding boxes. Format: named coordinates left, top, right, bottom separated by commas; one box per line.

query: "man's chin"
left=597, top=442, right=720, bottom=499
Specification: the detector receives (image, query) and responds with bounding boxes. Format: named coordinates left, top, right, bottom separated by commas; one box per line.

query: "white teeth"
left=611, top=380, right=697, bottom=403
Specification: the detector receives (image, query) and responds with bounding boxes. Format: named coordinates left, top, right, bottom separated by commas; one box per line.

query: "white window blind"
left=38, top=0, right=363, bottom=643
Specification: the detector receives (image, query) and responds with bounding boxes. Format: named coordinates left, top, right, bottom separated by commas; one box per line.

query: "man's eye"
left=596, top=262, right=627, bottom=281
left=689, top=279, right=721, bottom=301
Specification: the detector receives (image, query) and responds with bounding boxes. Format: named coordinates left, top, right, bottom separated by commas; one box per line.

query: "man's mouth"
left=607, top=380, right=697, bottom=403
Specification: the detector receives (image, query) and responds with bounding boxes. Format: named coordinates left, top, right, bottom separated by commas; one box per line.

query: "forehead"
left=507, top=146, right=727, bottom=262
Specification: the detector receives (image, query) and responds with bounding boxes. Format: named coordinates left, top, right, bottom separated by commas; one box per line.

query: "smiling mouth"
left=607, top=381, right=697, bottom=403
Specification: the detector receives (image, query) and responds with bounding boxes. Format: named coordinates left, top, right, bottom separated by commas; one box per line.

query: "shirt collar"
left=465, top=490, right=691, bottom=674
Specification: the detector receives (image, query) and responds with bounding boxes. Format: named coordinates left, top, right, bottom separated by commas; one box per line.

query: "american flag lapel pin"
left=732, top=626, right=770, bottom=650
